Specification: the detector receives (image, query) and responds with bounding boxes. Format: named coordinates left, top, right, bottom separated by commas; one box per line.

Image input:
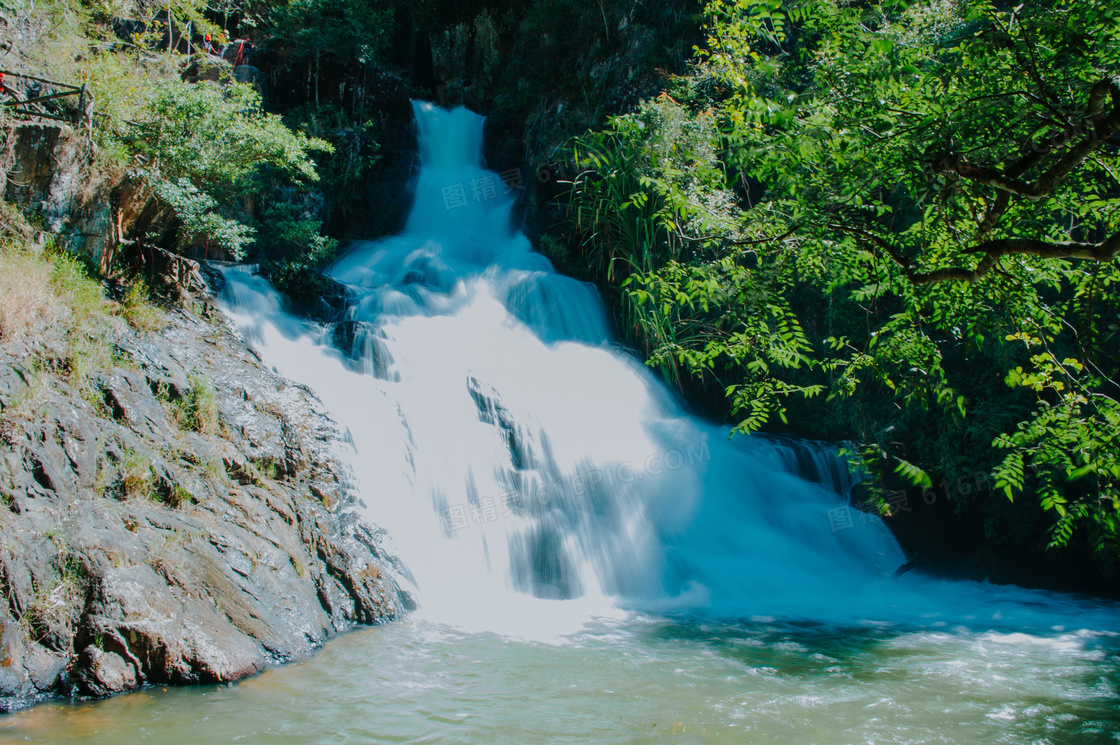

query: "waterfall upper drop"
left=330, top=102, right=610, bottom=345
left=221, top=101, right=918, bottom=636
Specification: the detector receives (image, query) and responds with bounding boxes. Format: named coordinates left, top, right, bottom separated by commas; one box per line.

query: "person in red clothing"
left=203, top=33, right=213, bottom=54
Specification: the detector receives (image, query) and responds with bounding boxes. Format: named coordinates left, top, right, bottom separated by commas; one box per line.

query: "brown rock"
left=77, top=646, right=138, bottom=696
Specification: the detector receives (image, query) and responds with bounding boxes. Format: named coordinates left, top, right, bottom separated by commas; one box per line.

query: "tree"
left=125, top=80, right=332, bottom=258
left=269, top=0, right=392, bottom=107
left=559, top=0, right=1120, bottom=561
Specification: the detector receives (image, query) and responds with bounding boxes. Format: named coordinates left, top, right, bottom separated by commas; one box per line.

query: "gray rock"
left=76, top=646, right=137, bottom=696
left=98, top=369, right=175, bottom=438
left=0, top=309, right=405, bottom=711
left=0, top=359, right=30, bottom=413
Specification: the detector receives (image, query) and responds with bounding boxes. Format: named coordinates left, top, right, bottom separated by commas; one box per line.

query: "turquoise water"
left=4, top=613, right=1118, bottom=744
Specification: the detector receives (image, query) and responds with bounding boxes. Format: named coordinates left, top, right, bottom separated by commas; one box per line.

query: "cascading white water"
left=8, top=102, right=1120, bottom=745
left=220, top=102, right=1117, bottom=639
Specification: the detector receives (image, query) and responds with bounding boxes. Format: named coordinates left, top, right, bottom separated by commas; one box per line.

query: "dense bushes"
left=551, top=0, right=1120, bottom=566
left=2, top=0, right=341, bottom=265
left=123, top=80, right=330, bottom=259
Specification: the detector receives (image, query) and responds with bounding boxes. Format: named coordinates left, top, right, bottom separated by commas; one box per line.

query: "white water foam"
left=220, top=101, right=1118, bottom=641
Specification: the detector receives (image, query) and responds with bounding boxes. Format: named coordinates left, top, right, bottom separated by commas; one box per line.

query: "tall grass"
left=0, top=247, right=57, bottom=340
left=0, top=230, right=161, bottom=400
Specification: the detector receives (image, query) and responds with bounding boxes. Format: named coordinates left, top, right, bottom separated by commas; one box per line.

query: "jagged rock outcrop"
left=0, top=123, right=113, bottom=263
left=0, top=121, right=176, bottom=275
left=0, top=308, right=407, bottom=712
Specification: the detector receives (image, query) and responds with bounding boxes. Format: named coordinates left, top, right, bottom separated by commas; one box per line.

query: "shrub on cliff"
left=123, top=80, right=333, bottom=260
left=0, top=210, right=166, bottom=400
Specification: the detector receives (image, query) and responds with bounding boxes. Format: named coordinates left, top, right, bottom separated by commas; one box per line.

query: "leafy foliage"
left=555, top=0, right=1120, bottom=561
left=284, top=103, right=383, bottom=228
left=258, top=198, right=339, bottom=305
left=130, top=81, right=325, bottom=196
left=151, top=178, right=255, bottom=257
left=270, top=0, right=392, bottom=64
left=122, top=81, right=331, bottom=258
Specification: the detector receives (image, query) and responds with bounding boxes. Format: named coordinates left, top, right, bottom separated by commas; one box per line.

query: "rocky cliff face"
left=0, top=124, right=106, bottom=262
left=0, top=121, right=178, bottom=276
left=0, top=304, right=407, bottom=712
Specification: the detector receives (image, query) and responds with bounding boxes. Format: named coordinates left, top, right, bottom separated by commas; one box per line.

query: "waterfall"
left=220, top=102, right=926, bottom=638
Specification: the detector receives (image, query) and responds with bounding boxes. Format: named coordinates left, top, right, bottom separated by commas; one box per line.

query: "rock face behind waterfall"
left=0, top=309, right=405, bottom=711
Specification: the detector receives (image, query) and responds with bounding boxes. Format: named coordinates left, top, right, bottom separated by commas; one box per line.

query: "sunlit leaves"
left=894, top=457, right=932, bottom=489
left=130, top=81, right=330, bottom=196
left=560, top=0, right=1120, bottom=562
left=124, top=80, right=331, bottom=258
left=996, top=334, right=1120, bottom=553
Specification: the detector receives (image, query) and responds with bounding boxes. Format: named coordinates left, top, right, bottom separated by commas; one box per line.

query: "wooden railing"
left=0, top=70, right=89, bottom=124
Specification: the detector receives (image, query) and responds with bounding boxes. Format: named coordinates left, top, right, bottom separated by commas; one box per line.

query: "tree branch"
left=830, top=225, right=1120, bottom=287
left=908, top=233, right=1120, bottom=285
left=826, top=223, right=911, bottom=270
left=976, top=190, right=1010, bottom=239
left=909, top=253, right=1000, bottom=285
left=1016, top=21, right=1063, bottom=119
left=964, top=233, right=1120, bottom=262
left=937, top=75, right=1120, bottom=202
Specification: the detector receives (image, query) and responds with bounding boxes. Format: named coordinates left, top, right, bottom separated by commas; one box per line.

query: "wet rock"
left=84, top=564, right=265, bottom=685
left=0, top=358, right=30, bottom=412
left=76, top=646, right=138, bottom=696
left=98, top=369, right=174, bottom=437
left=0, top=616, right=67, bottom=712
left=329, top=321, right=396, bottom=379
left=0, top=309, right=405, bottom=710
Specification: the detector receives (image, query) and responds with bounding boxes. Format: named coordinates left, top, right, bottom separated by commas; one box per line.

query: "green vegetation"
left=0, top=209, right=171, bottom=402
left=119, top=279, right=168, bottom=332
left=3, top=0, right=336, bottom=264
left=183, top=374, right=220, bottom=434
left=279, top=104, right=383, bottom=232
left=259, top=197, right=340, bottom=305
left=23, top=550, right=83, bottom=645
left=118, top=450, right=156, bottom=501
left=156, top=372, right=221, bottom=434
left=122, top=79, right=331, bottom=259
left=165, top=483, right=194, bottom=508
left=0, top=232, right=111, bottom=401
left=554, top=0, right=1120, bottom=564
left=270, top=0, right=392, bottom=68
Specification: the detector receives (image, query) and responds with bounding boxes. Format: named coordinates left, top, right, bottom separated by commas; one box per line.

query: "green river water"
left=3, top=613, right=1118, bottom=744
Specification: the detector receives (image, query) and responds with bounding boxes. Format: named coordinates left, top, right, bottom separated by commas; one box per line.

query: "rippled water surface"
left=4, top=614, right=1118, bottom=744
